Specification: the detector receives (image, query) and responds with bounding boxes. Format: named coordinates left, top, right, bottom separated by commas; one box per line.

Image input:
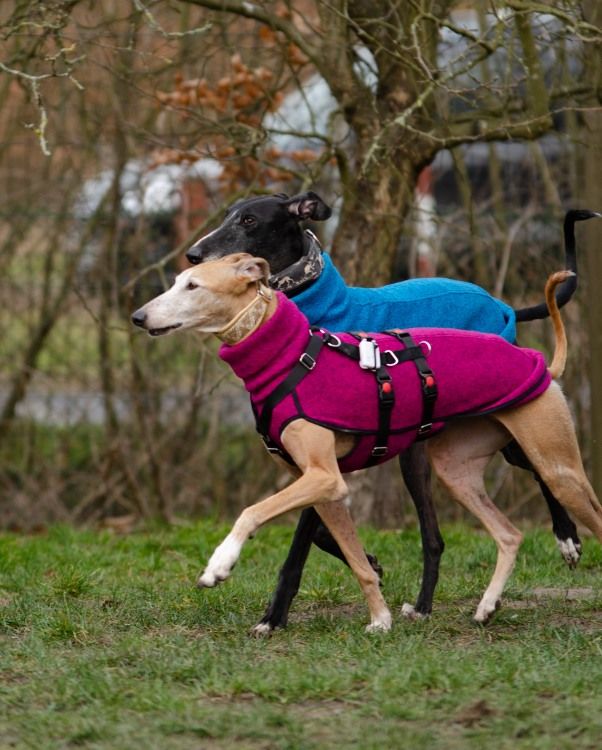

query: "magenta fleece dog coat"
left=219, top=293, right=551, bottom=473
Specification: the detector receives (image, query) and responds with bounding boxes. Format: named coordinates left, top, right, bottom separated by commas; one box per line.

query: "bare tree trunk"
left=582, top=0, right=602, bottom=499
left=331, top=156, right=422, bottom=285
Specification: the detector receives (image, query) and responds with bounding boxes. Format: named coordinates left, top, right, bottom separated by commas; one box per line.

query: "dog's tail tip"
left=565, top=208, right=602, bottom=222
left=546, top=271, right=570, bottom=379
left=549, top=269, right=576, bottom=284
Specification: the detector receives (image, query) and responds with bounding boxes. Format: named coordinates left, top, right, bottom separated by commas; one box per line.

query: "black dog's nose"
left=186, top=247, right=202, bottom=265
left=131, top=309, right=147, bottom=327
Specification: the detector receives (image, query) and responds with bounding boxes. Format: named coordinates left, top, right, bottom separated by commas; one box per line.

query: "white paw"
left=197, top=570, right=222, bottom=588
left=401, top=602, right=427, bottom=621
left=249, top=622, right=274, bottom=638
left=474, top=597, right=501, bottom=624
left=365, top=611, right=392, bottom=633
left=556, top=537, right=582, bottom=569
left=197, top=535, right=242, bottom=588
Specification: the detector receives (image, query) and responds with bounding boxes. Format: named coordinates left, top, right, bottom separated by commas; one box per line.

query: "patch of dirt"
left=204, top=693, right=353, bottom=721
left=143, top=624, right=211, bottom=641
left=529, top=587, right=595, bottom=600
left=0, top=669, right=28, bottom=685
left=288, top=699, right=354, bottom=721
left=501, top=587, right=598, bottom=611
left=289, top=602, right=363, bottom=624
left=543, top=610, right=602, bottom=633
left=453, top=699, right=497, bottom=727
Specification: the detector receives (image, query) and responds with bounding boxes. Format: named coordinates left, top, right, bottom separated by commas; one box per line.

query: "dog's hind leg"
left=428, top=418, right=523, bottom=623
left=502, top=440, right=582, bottom=567
left=494, top=384, right=602, bottom=542
left=313, top=499, right=392, bottom=632
left=313, top=521, right=384, bottom=578
left=398, top=443, right=445, bottom=619
left=251, top=507, right=321, bottom=636
left=251, top=503, right=382, bottom=635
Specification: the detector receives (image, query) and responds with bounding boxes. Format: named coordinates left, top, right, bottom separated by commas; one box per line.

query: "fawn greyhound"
left=132, top=255, right=602, bottom=631
left=184, top=192, right=598, bottom=631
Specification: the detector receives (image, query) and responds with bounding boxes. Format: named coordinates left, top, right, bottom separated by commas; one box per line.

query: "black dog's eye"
left=186, top=281, right=198, bottom=291
left=241, top=215, right=256, bottom=227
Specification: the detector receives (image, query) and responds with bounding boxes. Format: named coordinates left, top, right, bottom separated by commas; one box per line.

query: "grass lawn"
left=1, top=521, right=602, bottom=750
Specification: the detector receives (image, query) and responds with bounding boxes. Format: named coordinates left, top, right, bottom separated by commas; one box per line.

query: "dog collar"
left=216, top=283, right=273, bottom=345
left=269, top=230, right=324, bottom=296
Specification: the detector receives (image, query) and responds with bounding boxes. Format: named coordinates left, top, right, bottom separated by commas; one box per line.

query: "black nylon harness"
left=256, top=328, right=438, bottom=466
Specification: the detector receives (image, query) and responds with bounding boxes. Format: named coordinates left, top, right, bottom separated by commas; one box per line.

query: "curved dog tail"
left=546, top=270, right=574, bottom=379
left=515, top=209, right=600, bottom=323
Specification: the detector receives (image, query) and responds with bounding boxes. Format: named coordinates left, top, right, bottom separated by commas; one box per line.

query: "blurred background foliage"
left=0, top=0, right=600, bottom=529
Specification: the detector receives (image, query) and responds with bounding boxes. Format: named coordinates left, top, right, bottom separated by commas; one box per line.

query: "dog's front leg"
left=198, top=421, right=391, bottom=631
left=197, top=421, right=348, bottom=588
left=197, top=465, right=340, bottom=588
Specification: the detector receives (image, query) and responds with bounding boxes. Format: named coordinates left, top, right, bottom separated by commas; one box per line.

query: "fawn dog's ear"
left=233, top=255, right=271, bottom=286
left=285, top=191, right=332, bottom=221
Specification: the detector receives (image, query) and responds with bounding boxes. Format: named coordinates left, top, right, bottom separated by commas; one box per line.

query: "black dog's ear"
left=285, top=191, right=332, bottom=221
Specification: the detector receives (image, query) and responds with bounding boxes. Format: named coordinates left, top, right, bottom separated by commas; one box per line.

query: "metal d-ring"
left=383, top=350, right=399, bottom=366
left=419, top=340, right=432, bottom=356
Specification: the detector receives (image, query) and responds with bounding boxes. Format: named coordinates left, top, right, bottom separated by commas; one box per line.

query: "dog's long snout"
left=186, top=247, right=202, bottom=265
left=131, top=309, right=147, bottom=328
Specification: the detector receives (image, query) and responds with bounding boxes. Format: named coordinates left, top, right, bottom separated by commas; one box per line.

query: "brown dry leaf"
left=99, top=514, right=138, bottom=535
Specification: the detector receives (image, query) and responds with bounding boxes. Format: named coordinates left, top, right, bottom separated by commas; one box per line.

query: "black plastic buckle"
left=299, top=352, right=317, bottom=370
left=371, top=446, right=388, bottom=457
left=376, top=370, right=394, bottom=405
left=420, top=372, right=437, bottom=398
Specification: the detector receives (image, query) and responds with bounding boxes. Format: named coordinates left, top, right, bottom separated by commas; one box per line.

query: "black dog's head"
left=185, top=191, right=332, bottom=273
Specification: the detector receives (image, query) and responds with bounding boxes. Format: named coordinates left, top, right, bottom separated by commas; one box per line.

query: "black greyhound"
left=186, top=192, right=598, bottom=631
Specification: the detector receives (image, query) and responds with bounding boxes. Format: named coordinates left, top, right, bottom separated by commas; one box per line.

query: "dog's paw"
left=365, top=610, right=392, bottom=633
left=197, top=536, right=241, bottom=588
left=474, top=597, right=501, bottom=624
left=249, top=622, right=275, bottom=638
left=197, top=560, right=236, bottom=588
left=401, top=602, right=428, bottom=621
left=556, top=537, right=582, bottom=569
left=196, top=569, right=226, bottom=588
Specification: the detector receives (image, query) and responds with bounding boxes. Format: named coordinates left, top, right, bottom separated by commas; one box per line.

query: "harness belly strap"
left=256, top=327, right=437, bottom=468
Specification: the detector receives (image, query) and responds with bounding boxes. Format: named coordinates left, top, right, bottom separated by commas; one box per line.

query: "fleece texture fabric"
left=290, top=252, right=517, bottom=342
left=219, top=294, right=550, bottom=473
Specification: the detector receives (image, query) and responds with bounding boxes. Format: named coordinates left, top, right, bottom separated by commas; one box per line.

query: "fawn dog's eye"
left=186, top=281, right=198, bottom=291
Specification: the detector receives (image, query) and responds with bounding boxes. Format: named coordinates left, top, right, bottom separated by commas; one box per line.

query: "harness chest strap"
left=255, top=331, right=325, bottom=457
left=347, top=332, right=393, bottom=464
left=386, top=330, right=438, bottom=438
left=256, top=329, right=438, bottom=466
